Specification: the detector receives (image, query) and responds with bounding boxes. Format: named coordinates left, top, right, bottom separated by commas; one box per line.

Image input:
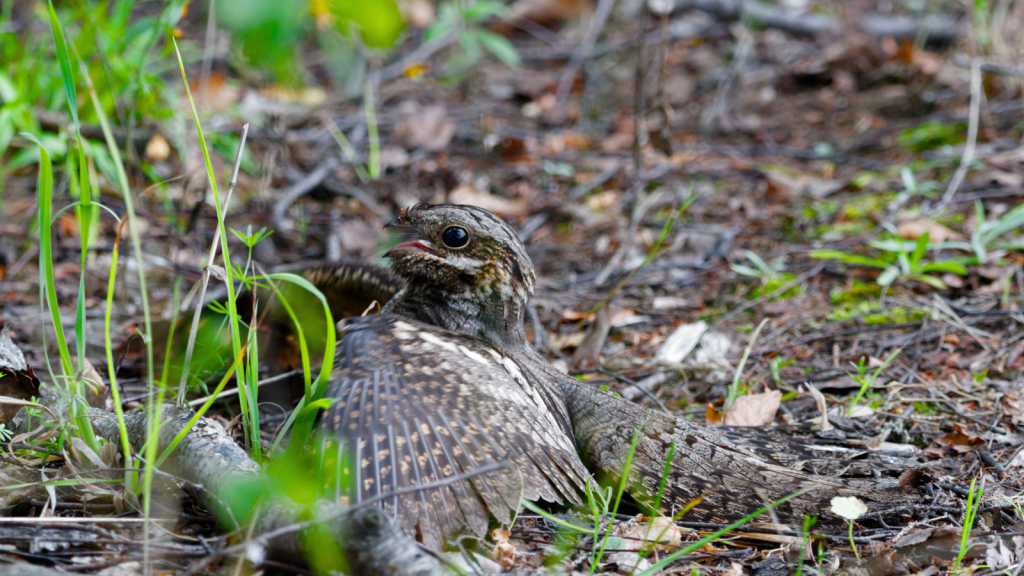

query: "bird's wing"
left=319, top=315, right=589, bottom=548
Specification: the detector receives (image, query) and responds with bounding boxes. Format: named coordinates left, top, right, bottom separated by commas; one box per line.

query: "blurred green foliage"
left=217, top=0, right=405, bottom=85
left=0, top=0, right=186, bottom=185
left=898, top=121, right=966, bottom=153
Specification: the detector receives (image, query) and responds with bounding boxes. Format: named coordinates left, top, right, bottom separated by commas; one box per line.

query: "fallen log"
left=657, top=0, right=964, bottom=42
left=0, top=319, right=441, bottom=576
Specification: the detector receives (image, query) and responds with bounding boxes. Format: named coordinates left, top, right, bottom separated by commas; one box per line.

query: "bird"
left=312, top=203, right=915, bottom=549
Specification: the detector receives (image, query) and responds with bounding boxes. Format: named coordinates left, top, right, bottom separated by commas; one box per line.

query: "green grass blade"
left=519, top=499, right=593, bottom=533
left=261, top=273, right=336, bottom=454
left=104, top=220, right=134, bottom=490
left=590, top=424, right=643, bottom=572
left=46, top=1, right=78, bottom=127
left=70, top=35, right=156, bottom=564
left=171, top=38, right=248, bottom=446
left=46, top=3, right=102, bottom=453
left=22, top=133, right=72, bottom=379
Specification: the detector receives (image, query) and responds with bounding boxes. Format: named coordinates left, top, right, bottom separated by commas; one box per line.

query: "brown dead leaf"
left=762, top=168, right=844, bottom=199
left=896, top=218, right=963, bottom=242
left=396, top=103, right=455, bottom=151
left=723, top=389, right=782, bottom=426
left=56, top=213, right=80, bottom=236
left=194, top=73, right=239, bottom=112
left=705, top=403, right=722, bottom=425
left=73, top=358, right=107, bottom=410
left=572, top=305, right=612, bottom=366
left=938, top=423, right=985, bottom=453
left=0, top=333, right=40, bottom=423
left=549, top=331, right=585, bottom=351
left=259, top=85, right=327, bottom=107
left=448, top=185, right=527, bottom=216
left=1001, top=391, right=1024, bottom=426
left=614, top=516, right=683, bottom=552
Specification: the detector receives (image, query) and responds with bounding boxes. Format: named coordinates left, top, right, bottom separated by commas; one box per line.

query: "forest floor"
left=2, top=0, right=1024, bottom=574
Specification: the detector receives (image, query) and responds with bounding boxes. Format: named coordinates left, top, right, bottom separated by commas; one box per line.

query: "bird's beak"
left=383, top=210, right=439, bottom=257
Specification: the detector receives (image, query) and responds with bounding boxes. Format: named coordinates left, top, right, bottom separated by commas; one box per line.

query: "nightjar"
left=314, top=204, right=915, bottom=549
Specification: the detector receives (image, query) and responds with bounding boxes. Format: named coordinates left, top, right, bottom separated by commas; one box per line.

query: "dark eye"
left=441, top=226, right=469, bottom=249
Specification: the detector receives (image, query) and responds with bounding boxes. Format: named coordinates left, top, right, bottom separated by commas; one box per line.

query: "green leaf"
left=0, top=72, right=17, bottom=102
left=810, top=250, right=888, bottom=269
left=916, top=274, right=948, bottom=289
left=910, top=232, right=929, bottom=268
left=464, top=0, right=508, bottom=21
left=47, top=1, right=79, bottom=127
left=743, top=250, right=772, bottom=276
left=476, top=29, right=520, bottom=67
left=917, top=261, right=967, bottom=275
left=876, top=266, right=900, bottom=286
left=730, top=264, right=760, bottom=277
left=331, top=0, right=406, bottom=49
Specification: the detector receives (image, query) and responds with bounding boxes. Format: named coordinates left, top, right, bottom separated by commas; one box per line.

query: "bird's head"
left=381, top=204, right=535, bottom=351
left=384, top=203, right=535, bottom=305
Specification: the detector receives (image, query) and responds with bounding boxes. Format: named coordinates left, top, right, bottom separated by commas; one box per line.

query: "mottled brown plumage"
left=316, top=204, right=916, bottom=548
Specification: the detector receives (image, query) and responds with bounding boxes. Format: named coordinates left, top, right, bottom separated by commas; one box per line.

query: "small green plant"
left=793, top=515, right=817, bottom=576
left=426, top=0, right=521, bottom=75
left=962, top=200, right=1024, bottom=263
left=898, top=121, right=965, bottom=153
left=812, top=231, right=968, bottom=290
left=952, top=476, right=985, bottom=572
left=891, top=167, right=940, bottom=207
left=769, top=357, right=794, bottom=387
left=847, top=348, right=901, bottom=417
left=730, top=251, right=801, bottom=300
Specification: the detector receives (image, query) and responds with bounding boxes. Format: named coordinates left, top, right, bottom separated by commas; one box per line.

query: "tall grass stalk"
left=725, top=318, right=769, bottom=411
left=103, top=218, right=135, bottom=491
left=952, top=476, right=984, bottom=572
left=171, top=40, right=254, bottom=458
left=175, top=123, right=250, bottom=409
left=263, top=273, right=336, bottom=454
left=589, top=426, right=643, bottom=572
left=24, top=135, right=72, bottom=380
left=46, top=0, right=102, bottom=454
left=71, top=23, right=156, bottom=571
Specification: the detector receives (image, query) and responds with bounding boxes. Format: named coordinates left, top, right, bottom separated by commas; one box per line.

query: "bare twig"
left=556, top=0, right=617, bottom=104
left=598, top=368, right=671, bottom=414
left=270, top=157, right=340, bottom=233
left=939, top=58, right=983, bottom=209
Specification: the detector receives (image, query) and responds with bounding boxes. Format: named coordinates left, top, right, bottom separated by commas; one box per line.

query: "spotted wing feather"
left=319, top=315, right=589, bottom=547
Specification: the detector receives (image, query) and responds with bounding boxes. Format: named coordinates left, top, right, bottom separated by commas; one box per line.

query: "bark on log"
left=6, top=388, right=442, bottom=576
left=660, top=0, right=963, bottom=42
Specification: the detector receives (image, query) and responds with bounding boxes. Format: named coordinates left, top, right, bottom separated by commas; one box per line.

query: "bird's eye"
left=441, top=226, right=470, bottom=249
